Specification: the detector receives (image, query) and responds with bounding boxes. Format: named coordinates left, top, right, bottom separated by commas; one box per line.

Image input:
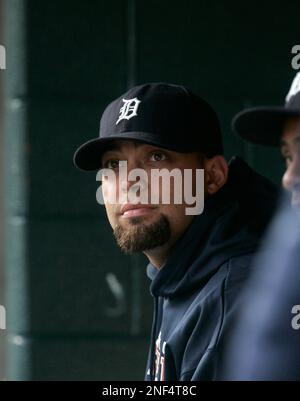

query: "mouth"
left=119, top=204, right=157, bottom=218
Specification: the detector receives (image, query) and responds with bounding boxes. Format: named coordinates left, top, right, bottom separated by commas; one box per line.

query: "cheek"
left=102, top=179, right=119, bottom=203
left=101, top=180, right=118, bottom=227
left=161, top=204, right=194, bottom=233
left=104, top=202, right=116, bottom=227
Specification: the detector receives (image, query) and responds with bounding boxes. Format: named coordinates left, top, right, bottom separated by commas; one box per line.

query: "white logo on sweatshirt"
left=154, top=331, right=166, bottom=381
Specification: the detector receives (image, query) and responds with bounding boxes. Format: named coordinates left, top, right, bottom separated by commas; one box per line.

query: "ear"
left=204, top=156, right=228, bottom=195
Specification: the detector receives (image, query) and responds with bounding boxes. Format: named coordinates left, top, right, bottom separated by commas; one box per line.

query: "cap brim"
left=73, top=131, right=188, bottom=171
left=232, top=107, right=300, bottom=147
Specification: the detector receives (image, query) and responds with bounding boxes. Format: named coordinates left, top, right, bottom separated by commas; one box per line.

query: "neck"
left=143, top=238, right=179, bottom=269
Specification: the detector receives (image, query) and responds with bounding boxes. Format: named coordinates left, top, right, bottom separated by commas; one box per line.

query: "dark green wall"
left=3, top=0, right=299, bottom=380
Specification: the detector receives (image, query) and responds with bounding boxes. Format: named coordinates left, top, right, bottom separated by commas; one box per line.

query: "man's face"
left=281, top=117, right=300, bottom=214
left=100, top=140, right=204, bottom=255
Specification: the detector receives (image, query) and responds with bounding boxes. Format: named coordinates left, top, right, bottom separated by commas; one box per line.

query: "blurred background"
left=0, top=0, right=299, bottom=380
left=0, top=0, right=5, bottom=379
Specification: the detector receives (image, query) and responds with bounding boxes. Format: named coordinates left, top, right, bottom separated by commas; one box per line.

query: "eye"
left=150, top=151, right=167, bottom=162
left=103, top=159, right=120, bottom=169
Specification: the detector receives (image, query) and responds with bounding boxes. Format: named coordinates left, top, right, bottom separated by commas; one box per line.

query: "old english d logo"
left=116, top=97, right=141, bottom=125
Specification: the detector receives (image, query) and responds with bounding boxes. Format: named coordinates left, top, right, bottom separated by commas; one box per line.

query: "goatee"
left=113, top=214, right=171, bottom=254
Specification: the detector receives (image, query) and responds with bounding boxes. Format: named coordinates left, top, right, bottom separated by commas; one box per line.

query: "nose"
left=119, top=159, right=148, bottom=198
left=282, top=159, right=300, bottom=193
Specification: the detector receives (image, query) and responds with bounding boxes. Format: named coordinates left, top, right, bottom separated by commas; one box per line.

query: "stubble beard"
left=113, top=214, right=171, bottom=254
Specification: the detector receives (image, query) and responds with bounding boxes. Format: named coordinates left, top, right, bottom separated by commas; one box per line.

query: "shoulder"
left=224, top=253, right=256, bottom=291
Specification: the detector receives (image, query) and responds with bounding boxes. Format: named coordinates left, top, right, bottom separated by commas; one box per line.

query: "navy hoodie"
left=224, top=196, right=300, bottom=380
left=145, top=157, right=278, bottom=381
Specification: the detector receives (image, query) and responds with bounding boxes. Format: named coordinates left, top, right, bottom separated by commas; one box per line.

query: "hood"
left=147, top=157, right=279, bottom=298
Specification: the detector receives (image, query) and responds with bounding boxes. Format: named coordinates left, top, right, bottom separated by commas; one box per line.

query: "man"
left=73, top=83, right=276, bottom=380
left=233, top=72, right=300, bottom=216
left=225, top=73, right=300, bottom=380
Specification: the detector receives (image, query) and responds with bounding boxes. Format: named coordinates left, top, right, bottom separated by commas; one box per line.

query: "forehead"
left=100, top=139, right=203, bottom=166
left=281, top=117, right=300, bottom=147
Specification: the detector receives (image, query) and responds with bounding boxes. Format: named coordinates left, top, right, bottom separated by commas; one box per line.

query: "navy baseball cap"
left=232, top=73, right=300, bottom=147
left=73, top=82, right=223, bottom=171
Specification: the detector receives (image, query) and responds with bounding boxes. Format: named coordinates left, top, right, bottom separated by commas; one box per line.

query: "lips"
left=120, top=203, right=156, bottom=217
